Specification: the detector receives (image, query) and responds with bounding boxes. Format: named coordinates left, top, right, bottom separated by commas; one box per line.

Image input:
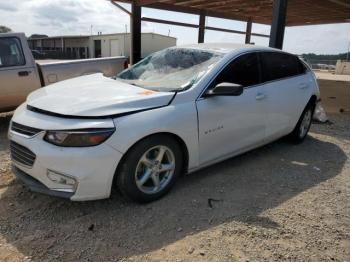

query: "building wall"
left=29, top=33, right=176, bottom=60
left=335, top=60, right=350, bottom=75
left=29, top=38, right=89, bottom=50
left=90, top=34, right=127, bottom=58
left=141, top=33, right=177, bottom=58
left=89, top=33, right=177, bottom=59
left=63, top=38, right=89, bottom=48
left=28, top=37, right=90, bottom=59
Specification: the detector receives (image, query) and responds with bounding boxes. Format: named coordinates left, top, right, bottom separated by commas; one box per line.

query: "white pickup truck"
left=0, top=33, right=127, bottom=112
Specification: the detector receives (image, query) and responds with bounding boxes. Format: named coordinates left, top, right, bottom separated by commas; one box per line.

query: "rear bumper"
left=12, top=165, right=74, bottom=199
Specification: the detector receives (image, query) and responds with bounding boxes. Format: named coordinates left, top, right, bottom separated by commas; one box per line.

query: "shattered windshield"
left=116, top=48, right=223, bottom=92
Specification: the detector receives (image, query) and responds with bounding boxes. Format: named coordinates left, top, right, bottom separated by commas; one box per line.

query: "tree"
left=0, top=25, right=12, bottom=33
left=29, top=34, right=48, bottom=39
left=302, top=53, right=348, bottom=61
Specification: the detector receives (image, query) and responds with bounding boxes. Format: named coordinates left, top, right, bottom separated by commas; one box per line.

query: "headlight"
left=44, top=128, right=115, bottom=147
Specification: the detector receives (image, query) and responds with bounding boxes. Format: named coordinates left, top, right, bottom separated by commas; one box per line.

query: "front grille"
left=10, top=141, right=36, bottom=167
left=11, top=122, right=42, bottom=137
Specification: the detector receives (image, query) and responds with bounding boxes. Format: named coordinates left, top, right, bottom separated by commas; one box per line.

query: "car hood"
left=27, top=73, right=175, bottom=117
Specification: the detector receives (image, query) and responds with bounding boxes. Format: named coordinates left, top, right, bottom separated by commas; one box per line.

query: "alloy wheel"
left=135, top=145, right=176, bottom=194
left=299, top=109, right=312, bottom=138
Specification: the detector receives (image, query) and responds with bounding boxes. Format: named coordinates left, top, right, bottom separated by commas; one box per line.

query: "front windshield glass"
left=116, top=48, right=223, bottom=92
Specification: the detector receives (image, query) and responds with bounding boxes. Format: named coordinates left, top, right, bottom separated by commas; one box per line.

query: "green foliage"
left=302, top=53, right=349, bottom=61
left=0, top=25, right=12, bottom=33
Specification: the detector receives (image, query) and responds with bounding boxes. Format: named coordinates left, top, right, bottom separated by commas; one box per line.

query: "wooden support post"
left=131, top=2, right=141, bottom=64
left=269, top=0, right=288, bottom=49
left=245, top=19, right=252, bottom=44
left=198, top=11, right=206, bottom=43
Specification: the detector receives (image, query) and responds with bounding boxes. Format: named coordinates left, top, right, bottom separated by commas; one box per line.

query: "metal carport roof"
left=112, top=0, right=350, bottom=63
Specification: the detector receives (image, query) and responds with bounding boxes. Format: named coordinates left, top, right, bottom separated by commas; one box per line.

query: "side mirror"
left=205, top=82, right=244, bottom=97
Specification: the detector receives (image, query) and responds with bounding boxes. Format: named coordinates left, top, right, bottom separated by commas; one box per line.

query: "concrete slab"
left=315, top=71, right=350, bottom=82
left=318, top=79, right=350, bottom=114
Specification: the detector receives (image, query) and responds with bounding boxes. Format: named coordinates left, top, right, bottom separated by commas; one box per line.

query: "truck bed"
left=38, top=56, right=127, bottom=86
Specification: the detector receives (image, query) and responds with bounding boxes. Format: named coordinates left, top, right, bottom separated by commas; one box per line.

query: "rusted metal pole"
left=245, top=19, right=252, bottom=44
left=198, top=11, right=206, bottom=43
left=269, top=0, right=288, bottom=49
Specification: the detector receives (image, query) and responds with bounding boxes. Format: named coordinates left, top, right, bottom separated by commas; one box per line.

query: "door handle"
left=299, top=83, right=308, bottom=89
left=256, top=93, right=266, bottom=100
left=18, top=71, right=31, bottom=77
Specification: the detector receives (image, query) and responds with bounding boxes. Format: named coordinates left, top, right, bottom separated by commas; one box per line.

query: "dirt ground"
left=0, top=80, right=349, bottom=262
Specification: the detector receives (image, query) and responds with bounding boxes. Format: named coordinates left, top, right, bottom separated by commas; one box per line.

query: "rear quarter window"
left=260, top=52, right=301, bottom=82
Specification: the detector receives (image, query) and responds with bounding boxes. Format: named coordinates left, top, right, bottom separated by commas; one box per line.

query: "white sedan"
left=9, top=43, right=320, bottom=202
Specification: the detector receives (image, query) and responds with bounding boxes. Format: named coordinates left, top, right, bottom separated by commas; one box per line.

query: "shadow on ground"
left=0, top=114, right=347, bottom=261
left=311, top=113, right=350, bottom=141
left=0, top=112, right=11, bottom=150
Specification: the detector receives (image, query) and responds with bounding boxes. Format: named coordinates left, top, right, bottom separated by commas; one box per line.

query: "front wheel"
left=116, top=135, right=183, bottom=203
left=288, top=102, right=315, bottom=144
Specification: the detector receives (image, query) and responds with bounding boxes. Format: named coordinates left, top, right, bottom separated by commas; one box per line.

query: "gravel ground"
left=0, top=111, right=349, bottom=262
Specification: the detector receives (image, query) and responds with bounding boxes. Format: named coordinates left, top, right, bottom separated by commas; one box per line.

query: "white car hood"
left=27, top=73, right=175, bottom=117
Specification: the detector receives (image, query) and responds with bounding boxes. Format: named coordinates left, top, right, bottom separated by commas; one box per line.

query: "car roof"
left=175, top=43, right=283, bottom=55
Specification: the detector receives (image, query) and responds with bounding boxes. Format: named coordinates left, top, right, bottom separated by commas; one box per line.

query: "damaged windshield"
left=116, top=48, right=223, bottom=92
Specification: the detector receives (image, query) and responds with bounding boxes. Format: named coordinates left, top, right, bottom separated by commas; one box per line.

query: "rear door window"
left=0, top=37, right=25, bottom=68
left=215, top=52, right=261, bottom=87
left=260, top=52, right=300, bottom=82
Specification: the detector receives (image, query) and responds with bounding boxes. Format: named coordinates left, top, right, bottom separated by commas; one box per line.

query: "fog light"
left=47, top=170, right=77, bottom=189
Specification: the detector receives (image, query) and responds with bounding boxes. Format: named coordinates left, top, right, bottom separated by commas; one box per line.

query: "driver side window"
left=215, top=52, right=261, bottom=87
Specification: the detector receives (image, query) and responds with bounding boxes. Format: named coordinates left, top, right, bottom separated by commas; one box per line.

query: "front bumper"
left=9, top=131, right=123, bottom=201
left=9, top=106, right=124, bottom=201
left=12, top=165, right=74, bottom=199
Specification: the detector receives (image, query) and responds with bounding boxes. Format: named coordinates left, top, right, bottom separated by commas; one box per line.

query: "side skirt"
left=187, top=134, right=287, bottom=174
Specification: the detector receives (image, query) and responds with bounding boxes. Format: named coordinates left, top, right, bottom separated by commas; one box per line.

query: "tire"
left=288, top=101, right=315, bottom=144
left=116, top=135, right=183, bottom=203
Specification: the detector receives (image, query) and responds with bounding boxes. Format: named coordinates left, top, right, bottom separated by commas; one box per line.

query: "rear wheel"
left=116, top=135, right=183, bottom=203
left=288, top=102, right=315, bottom=143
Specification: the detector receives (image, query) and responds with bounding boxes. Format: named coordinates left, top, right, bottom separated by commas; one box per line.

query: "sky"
left=0, top=0, right=349, bottom=55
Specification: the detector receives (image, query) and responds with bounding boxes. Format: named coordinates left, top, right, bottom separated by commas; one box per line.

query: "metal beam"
left=269, top=0, right=288, bottom=49
left=135, top=0, right=160, bottom=5
left=141, top=17, right=199, bottom=28
left=131, top=2, right=141, bottom=64
left=141, top=17, right=269, bottom=38
left=205, top=26, right=269, bottom=38
left=251, top=32, right=269, bottom=38
left=133, top=2, right=250, bottom=23
left=245, top=19, right=252, bottom=44
left=205, top=26, right=246, bottom=35
left=110, top=1, right=131, bottom=15
left=116, top=0, right=350, bottom=26
left=198, top=10, right=206, bottom=43
left=327, top=0, right=350, bottom=8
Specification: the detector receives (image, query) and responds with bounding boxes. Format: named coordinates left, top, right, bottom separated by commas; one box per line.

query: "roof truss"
left=116, top=0, right=350, bottom=26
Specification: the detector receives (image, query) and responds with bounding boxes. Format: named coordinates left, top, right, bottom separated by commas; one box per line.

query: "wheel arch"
left=309, top=94, right=317, bottom=109
left=112, top=132, right=190, bottom=190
